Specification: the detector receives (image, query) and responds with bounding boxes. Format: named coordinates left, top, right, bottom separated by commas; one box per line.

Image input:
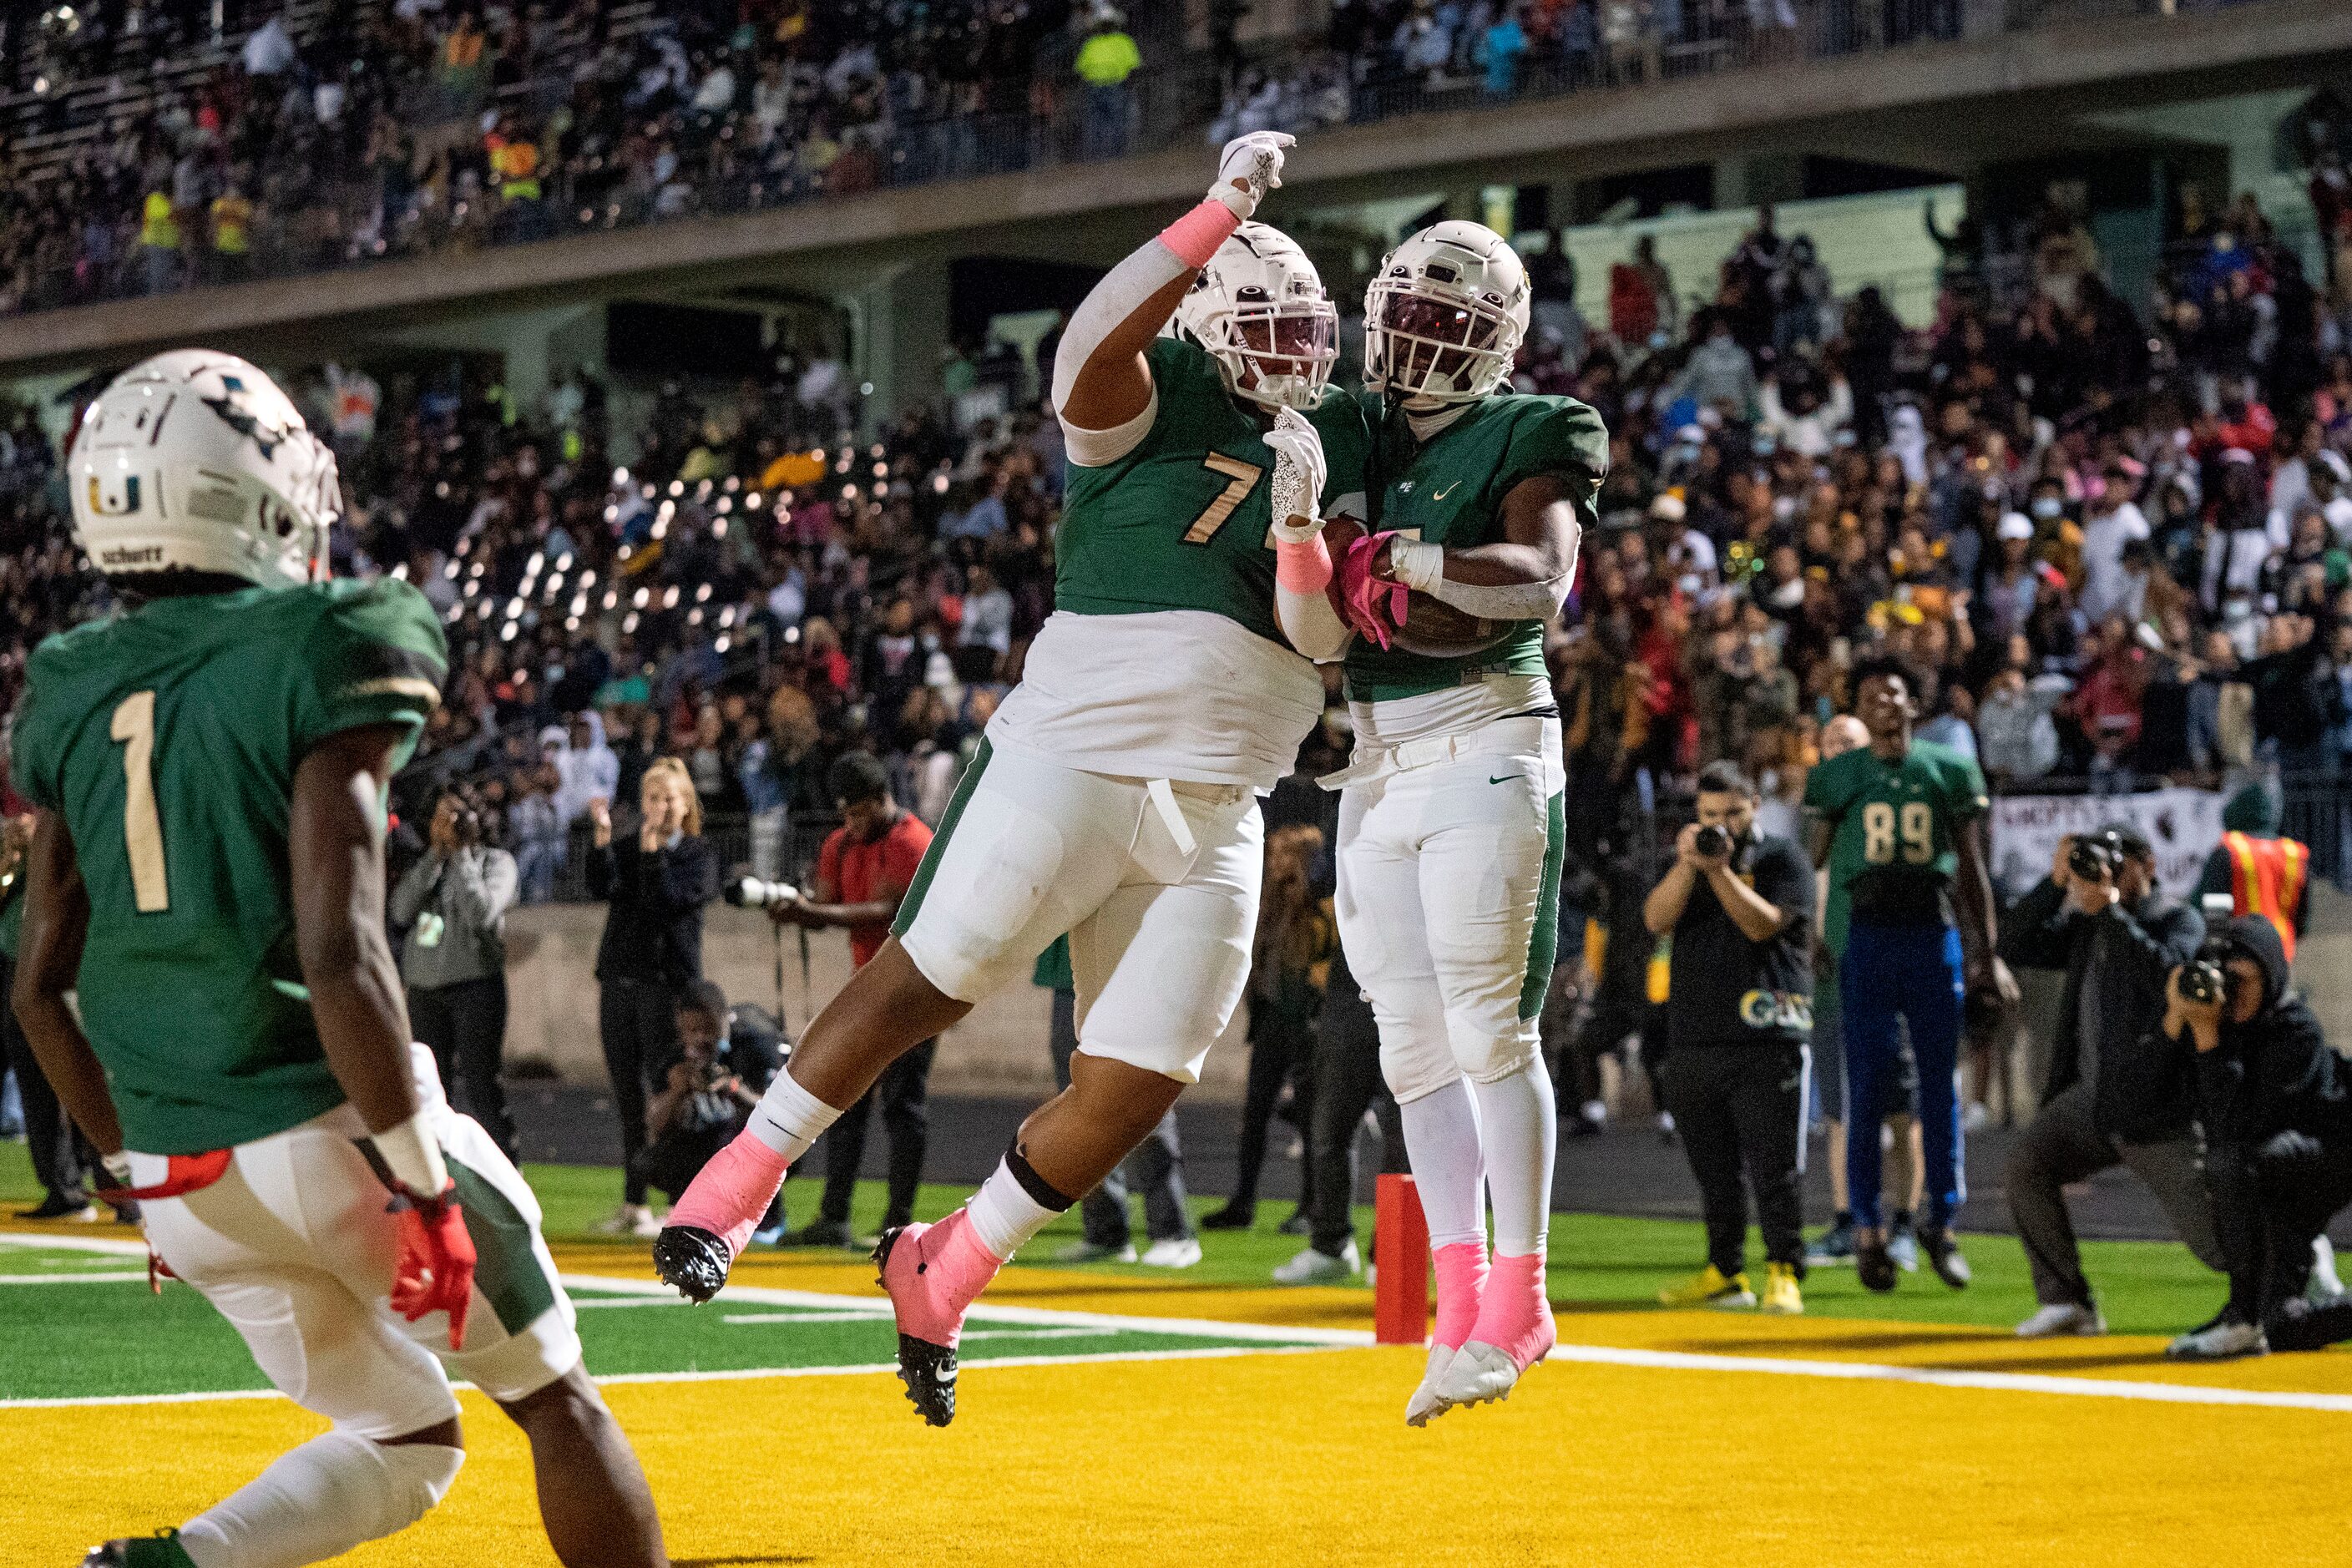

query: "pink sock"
left=1471, top=1252, right=1556, bottom=1371
left=880, top=1208, right=1004, bottom=1348
left=666, top=1130, right=789, bottom=1257
left=1431, top=1241, right=1490, bottom=1350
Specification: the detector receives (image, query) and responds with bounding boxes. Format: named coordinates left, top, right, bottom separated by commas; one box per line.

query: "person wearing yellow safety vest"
left=2198, top=782, right=2310, bottom=963
left=210, top=185, right=255, bottom=284
left=1075, top=12, right=1141, bottom=159
left=139, top=190, right=181, bottom=296
left=488, top=124, right=546, bottom=240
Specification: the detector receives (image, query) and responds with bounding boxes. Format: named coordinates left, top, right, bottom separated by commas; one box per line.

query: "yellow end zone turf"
left=14, top=1236, right=2352, bottom=1565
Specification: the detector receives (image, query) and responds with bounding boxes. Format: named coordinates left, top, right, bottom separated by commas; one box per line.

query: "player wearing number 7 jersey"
left=652, top=131, right=1372, bottom=1426
left=1803, top=655, right=2017, bottom=1299
left=10, top=352, right=666, bottom=1568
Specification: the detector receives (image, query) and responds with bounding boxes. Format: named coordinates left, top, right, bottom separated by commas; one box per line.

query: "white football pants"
left=1333, top=715, right=1565, bottom=1106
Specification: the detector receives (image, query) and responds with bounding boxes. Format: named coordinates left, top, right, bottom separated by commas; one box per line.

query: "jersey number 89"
left=1861, top=800, right=1932, bottom=866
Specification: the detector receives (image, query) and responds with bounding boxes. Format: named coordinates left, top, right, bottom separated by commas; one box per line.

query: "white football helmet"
left=69, top=350, right=338, bottom=589
left=1363, top=220, right=1531, bottom=406
left=1168, top=221, right=1339, bottom=411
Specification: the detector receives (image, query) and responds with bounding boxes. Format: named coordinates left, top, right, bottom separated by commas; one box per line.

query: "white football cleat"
left=1272, top=1238, right=1361, bottom=1284
left=2310, top=1237, right=2345, bottom=1302
left=2015, top=1302, right=2105, bottom=1338
left=1430, top=1340, right=1525, bottom=1409
left=1404, top=1344, right=1456, bottom=1427
left=2167, top=1317, right=2268, bottom=1361
left=1140, top=1237, right=1202, bottom=1268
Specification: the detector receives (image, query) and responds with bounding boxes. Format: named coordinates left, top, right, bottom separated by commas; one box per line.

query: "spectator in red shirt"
left=770, top=751, right=937, bottom=1245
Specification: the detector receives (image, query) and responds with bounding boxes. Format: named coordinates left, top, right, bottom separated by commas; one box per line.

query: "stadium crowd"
left=4, top=175, right=2352, bottom=888
left=0, top=0, right=2051, bottom=316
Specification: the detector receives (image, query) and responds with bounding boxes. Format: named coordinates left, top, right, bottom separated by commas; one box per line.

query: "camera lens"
left=1694, top=823, right=1730, bottom=859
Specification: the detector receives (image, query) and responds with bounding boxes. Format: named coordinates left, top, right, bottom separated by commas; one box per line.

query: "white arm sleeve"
left=1392, top=519, right=1582, bottom=623
left=1051, top=235, right=1193, bottom=468
left=1277, top=579, right=1353, bottom=663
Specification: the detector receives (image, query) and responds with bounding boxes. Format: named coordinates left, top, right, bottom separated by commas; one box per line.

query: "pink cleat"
left=651, top=1132, right=790, bottom=1303
left=1432, top=1252, right=1556, bottom=1411
left=1406, top=1241, right=1490, bottom=1427
left=873, top=1210, right=1005, bottom=1427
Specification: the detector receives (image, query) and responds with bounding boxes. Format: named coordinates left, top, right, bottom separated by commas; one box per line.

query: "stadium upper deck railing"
left=0, top=0, right=2302, bottom=322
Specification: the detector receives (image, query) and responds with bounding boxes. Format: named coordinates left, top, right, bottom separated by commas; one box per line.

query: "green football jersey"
left=1342, top=390, right=1608, bottom=704
left=1803, top=739, right=1988, bottom=953
left=11, top=578, right=447, bottom=1154
left=1055, top=336, right=1374, bottom=644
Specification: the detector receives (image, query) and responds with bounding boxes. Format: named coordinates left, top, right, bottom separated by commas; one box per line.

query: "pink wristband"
left=1159, top=199, right=1242, bottom=270
left=1274, top=531, right=1333, bottom=594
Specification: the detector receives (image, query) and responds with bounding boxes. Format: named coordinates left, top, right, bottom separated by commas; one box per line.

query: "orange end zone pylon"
left=1373, top=1172, right=1429, bottom=1345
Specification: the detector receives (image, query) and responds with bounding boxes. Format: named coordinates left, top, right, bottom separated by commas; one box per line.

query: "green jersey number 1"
left=109, top=690, right=170, bottom=913
left=1861, top=800, right=1932, bottom=866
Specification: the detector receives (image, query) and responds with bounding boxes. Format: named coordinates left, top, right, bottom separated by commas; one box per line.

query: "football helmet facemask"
left=69, top=350, right=338, bottom=589
left=1363, top=220, right=1531, bottom=407
left=1169, top=221, right=1339, bottom=412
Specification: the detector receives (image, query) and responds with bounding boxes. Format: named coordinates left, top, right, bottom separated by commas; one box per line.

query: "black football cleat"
left=873, top=1226, right=959, bottom=1427
left=652, top=1224, right=734, bottom=1304
left=1856, top=1234, right=1899, bottom=1293
left=1920, top=1227, right=1972, bottom=1289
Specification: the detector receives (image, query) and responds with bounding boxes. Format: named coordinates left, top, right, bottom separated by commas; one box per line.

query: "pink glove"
left=1335, top=530, right=1409, bottom=650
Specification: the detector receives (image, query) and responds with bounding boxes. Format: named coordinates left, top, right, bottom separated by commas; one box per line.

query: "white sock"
left=1398, top=1076, right=1486, bottom=1251
left=1472, top=1056, right=1557, bottom=1257
left=747, top=1067, right=842, bottom=1161
left=179, top=1430, right=463, bottom=1568
left=964, top=1156, right=1065, bottom=1260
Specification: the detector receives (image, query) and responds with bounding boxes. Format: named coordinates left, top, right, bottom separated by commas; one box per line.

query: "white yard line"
left=0, top=1272, right=149, bottom=1285
left=0, top=1232, right=149, bottom=1257
left=556, top=1272, right=1380, bottom=1348
left=12, top=1238, right=2352, bottom=1416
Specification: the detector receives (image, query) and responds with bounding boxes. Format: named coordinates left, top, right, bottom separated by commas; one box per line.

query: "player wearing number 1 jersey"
left=1804, top=657, right=2016, bottom=1297
left=10, top=352, right=665, bottom=1568
left=653, top=132, right=1373, bottom=1428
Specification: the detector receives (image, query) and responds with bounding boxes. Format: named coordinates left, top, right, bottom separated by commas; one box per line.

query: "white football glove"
left=1211, top=131, right=1294, bottom=220
left=1264, top=406, right=1328, bottom=544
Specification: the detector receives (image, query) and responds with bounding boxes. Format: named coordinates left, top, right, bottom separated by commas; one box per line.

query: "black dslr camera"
left=1693, top=823, right=1732, bottom=861
left=2181, top=939, right=2230, bottom=1007
left=2067, top=831, right=2122, bottom=884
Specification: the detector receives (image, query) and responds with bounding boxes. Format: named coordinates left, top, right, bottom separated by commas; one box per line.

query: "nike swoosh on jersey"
left=1434, top=482, right=1461, bottom=500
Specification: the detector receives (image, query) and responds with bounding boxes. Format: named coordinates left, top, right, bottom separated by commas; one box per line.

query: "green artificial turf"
left=0, top=1138, right=2235, bottom=1348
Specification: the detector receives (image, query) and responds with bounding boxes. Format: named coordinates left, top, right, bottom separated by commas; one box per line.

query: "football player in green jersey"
left=654, top=134, right=1376, bottom=1427
left=11, top=352, right=665, bottom=1568
left=1306, top=221, right=1605, bottom=1424
left=1803, top=655, right=2017, bottom=1297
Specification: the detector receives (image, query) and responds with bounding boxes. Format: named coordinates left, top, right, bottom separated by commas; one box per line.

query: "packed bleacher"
left=3, top=146, right=2351, bottom=911
left=0, top=0, right=2110, bottom=316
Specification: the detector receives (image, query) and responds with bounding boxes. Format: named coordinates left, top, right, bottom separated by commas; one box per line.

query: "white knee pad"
left=180, top=1429, right=464, bottom=1568
left=1381, top=1028, right=1466, bottom=1107
left=1450, top=1022, right=1540, bottom=1088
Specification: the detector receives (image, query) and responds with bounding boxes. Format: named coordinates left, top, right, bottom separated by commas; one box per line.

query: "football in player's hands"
left=1390, top=592, right=1509, bottom=660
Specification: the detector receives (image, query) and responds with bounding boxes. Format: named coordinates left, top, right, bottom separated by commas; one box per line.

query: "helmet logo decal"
left=86, top=473, right=140, bottom=515
left=200, top=392, right=284, bottom=461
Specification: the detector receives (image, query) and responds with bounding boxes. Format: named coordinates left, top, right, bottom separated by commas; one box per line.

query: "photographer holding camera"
left=1644, top=762, right=1815, bottom=1315
left=1998, top=825, right=2217, bottom=1338
left=635, top=979, right=786, bottom=1233
left=766, top=752, right=936, bottom=1246
left=2167, top=917, right=2352, bottom=1359
left=391, top=785, right=521, bottom=1160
